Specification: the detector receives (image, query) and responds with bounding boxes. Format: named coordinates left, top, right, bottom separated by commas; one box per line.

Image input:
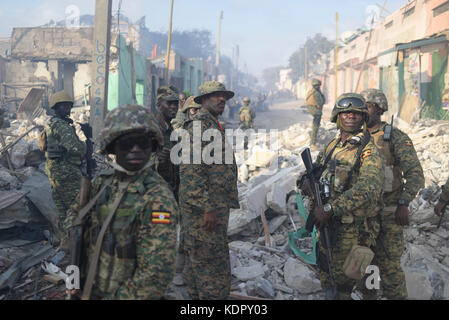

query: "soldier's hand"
left=395, top=205, right=410, bottom=226
left=434, top=200, right=447, bottom=217
left=204, top=212, right=217, bottom=233
left=313, top=205, right=331, bottom=230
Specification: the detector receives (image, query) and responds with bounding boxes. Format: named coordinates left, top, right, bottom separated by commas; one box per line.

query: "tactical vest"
left=86, top=174, right=147, bottom=297
left=45, top=118, right=83, bottom=166
left=319, top=133, right=377, bottom=220
left=370, top=126, right=402, bottom=194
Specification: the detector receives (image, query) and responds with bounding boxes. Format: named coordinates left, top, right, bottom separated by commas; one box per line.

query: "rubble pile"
left=227, top=118, right=449, bottom=300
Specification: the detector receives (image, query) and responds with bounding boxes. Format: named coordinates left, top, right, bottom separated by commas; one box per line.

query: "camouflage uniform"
left=45, top=92, right=86, bottom=236
left=306, top=79, right=326, bottom=146
left=154, top=86, right=180, bottom=198
left=361, top=89, right=424, bottom=300
left=301, top=93, right=385, bottom=300
left=171, top=96, right=202, bottom=130
left=180, top=82, right=239, bottom=300
left=239, top=98, right=256, bottom=129
left=441, top=177, right=449, bottom=204
left=66, top=104, right=178, bottom=300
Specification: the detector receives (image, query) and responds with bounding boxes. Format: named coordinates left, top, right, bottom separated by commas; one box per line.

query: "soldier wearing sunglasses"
left=65, top=104, right=178, bottom=300
left=299, top=93, right=384, bottom=300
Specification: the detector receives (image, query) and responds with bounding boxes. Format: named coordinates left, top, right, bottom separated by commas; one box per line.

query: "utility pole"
left=230, top=46, right=235, bottom=91
left=91, top=0, right=112, bottom=141
left=164, top=0, right=174, bottom=84
left=235, top=45, right=240, bottom=89
left=334, top=12, right=339, bottom=102
left=215, top=11, right=223, bottom=80
left=129, top=23, right=136, bottom=103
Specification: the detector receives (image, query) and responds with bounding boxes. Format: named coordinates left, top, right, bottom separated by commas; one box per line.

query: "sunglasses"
left=336, top=97, right=365, bottom=109
left=116, top=135, right=152, bottom=151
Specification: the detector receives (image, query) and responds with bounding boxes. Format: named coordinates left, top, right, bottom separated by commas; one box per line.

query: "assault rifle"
left=301, top=148, right=338, bottom=300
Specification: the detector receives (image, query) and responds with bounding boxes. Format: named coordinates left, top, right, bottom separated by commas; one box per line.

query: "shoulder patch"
left=361, top=150, right=372, bottom=159
left=152, top=212, right=171, bottom=224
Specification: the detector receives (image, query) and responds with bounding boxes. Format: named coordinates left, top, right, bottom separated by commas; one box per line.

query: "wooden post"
left=164, top=0, right=175, bottom=84
left=128, top=23, right=136, bottom=103
left=91, top=0, right=112, bottom=141
left=335, top=12, right=339, bottom=102
left=305, top=46, right=308, bottom=83
left=215, top=11, right=223, bottom=80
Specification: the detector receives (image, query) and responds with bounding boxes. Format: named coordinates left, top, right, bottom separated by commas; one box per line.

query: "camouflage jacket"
left=154, top=112, right=179, bottom=196
left=179, top=108, right=240, bottom=243
left=306, top=88, right=325, bottom=109
left=314, top=131, right=385, bottom=221
left=239, top=105, right=256, bottom=129
left=370, top=122, right=424, bottom=207
left=66, top=165, right=178, bottom=300
left=171, top=111, right=187, bottom=130
left=441, top=177, right=449, bottom=204
left=45, top=117, right=86, bottom=165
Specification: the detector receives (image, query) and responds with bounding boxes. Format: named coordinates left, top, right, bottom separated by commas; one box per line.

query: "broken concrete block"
left=0, top=167, right=21, bottom=190
left=268, top=216, right=287, bottom=234
left=228, top=209, right=251, bottom=236
left=246, top=146, right=277, bottom=168
left=10, top=139, right=29, bottom=169
left=255, top=277, right=275, bottom=299
left=232, top=262, right=265, bottom=281
left=284, top=257, right=321, bottom=294
left=266, top=170, right=299, bottom=214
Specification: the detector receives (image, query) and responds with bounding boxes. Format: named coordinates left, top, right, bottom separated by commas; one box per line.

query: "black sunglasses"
left=336, top=97, right=365, bottom=109
left=116, top=135, right=152, bottom=151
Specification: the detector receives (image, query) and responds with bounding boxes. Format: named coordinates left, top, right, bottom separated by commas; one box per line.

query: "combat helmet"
left=50, top=91, right=73, bottom=109
left=180, top=96, right=202, bottom=113
left=331, top=93, right=369, bottom=123
left=243, top=97, right=251, bottom=104
left=312, top=79, right=322, bottom=87
left=99, top=104, right=163, bottom=154
left=360, top=89, right=388, bottom=113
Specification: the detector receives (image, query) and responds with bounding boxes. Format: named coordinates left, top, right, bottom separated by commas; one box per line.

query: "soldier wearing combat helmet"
left=239, top=97, right=256, bottom=150
left=65, top=104, right=178, bottom=300
left=44, top=91, right=86, bottom=240
left=360, top=88, right=424, bottom=300
left=305, top=79, right=326, bottom=149
left=171, top=96, right=202, bottom=130
left=298, top=93, right=384, bottom=300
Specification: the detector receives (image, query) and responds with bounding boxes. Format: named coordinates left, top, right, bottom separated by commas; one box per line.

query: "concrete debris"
left=283, top=258, right=321, bottom=294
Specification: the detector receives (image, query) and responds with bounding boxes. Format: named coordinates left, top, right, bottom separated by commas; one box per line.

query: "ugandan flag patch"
left=362, top=150, right=372, bottom=159
left=405, top=140, right=413, bottom=147
left=152, top=212, right=171, bottom=224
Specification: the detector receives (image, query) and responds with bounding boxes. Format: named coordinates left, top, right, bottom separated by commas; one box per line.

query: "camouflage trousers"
left=319, top=216, right=380, bottom=300
left=184, top=234, right=231, bottom=300
left=360, top=210, right=407, bottom=300
left=46, top=159, right=82, bottom=237
left=307, top=106, right=322, bottom=146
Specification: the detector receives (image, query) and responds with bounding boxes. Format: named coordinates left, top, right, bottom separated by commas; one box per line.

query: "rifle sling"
left=74, top=182, right=110, bottom=227
left=81, top=181, right=130, bottom=301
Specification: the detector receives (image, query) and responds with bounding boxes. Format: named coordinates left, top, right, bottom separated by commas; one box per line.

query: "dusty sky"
left=0, top=0, right=407, bottom=78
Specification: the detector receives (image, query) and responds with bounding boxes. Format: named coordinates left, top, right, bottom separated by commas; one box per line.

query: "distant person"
left=154, top=85, right=180, bottom=198
left=42, top=91, right=86, bottom=242
left=171, top=96, right=202, bottom=130
left=306, top=79, right=326, bottom=149
left=239, top=97, right=256, bottom=150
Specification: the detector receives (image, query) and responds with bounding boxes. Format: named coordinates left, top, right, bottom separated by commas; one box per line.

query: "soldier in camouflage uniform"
left=306, top=79, right=326, bottom=149
left=435, top=177, right=449, bottom=217
left=65, top=104, right=178, bottom=300
left=45, top=91, right=86, bottom=237
left=239, top=97, right=256, bottom=150
left=298, top=93, right=384, bottom=300
left=360, top=89, right=424, bottom=300
left=171, top=96, right=202, bottom=130
left=179, top=81, right=240, bottom=300
left=154, top=85, right=180, bottom=198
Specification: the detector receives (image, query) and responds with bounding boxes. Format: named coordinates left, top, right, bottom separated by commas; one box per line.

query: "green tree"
left=289, top=33, right=333, bottom=82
